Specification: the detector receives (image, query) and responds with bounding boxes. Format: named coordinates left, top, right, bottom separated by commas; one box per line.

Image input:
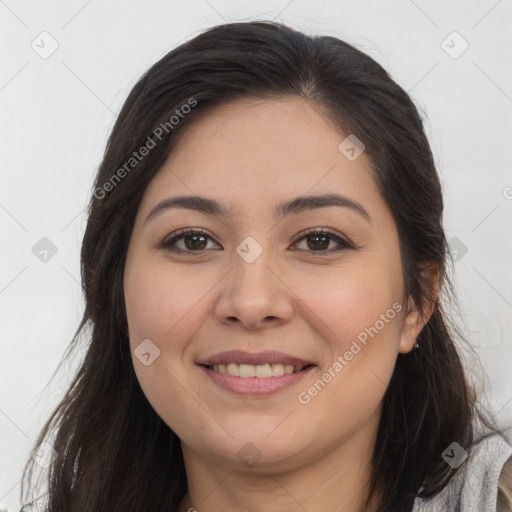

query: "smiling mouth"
left=204, top=362, right=315, bottom=378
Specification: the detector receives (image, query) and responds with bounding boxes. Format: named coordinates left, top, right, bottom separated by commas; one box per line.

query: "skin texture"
left=123, top=97, right=438, bottom=512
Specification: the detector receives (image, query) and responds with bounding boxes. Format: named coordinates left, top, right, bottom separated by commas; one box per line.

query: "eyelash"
left=159, top=227, right=355, bottom=255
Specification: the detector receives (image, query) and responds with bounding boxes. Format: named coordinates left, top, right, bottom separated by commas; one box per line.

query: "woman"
left=20, top=21, right=512, bottom=512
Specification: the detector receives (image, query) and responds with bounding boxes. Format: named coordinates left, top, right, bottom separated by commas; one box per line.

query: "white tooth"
left=227, top=363, right=240, bottom=377
left=255, top=364, right=272, bottom=378
left=271, top=363, right=285, bottom=377
left=239, top=364, right=255, bottom=378
left=211, top=362, right=304, bottom=377
left=284, top=364, right=294, bottom=375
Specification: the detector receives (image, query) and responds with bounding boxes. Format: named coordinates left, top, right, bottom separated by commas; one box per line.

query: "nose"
left=213, top=241, right=295, bottom=330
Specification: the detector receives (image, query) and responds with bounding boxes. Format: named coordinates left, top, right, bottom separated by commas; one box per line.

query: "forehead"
left=138, top=97, right=392, bottom=229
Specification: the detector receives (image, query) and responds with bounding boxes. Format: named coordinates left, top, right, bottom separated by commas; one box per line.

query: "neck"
left=177, top=410, right=383, bottom=512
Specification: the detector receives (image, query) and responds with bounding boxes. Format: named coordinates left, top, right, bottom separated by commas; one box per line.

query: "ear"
left=399, top=262, right=441, bottom=354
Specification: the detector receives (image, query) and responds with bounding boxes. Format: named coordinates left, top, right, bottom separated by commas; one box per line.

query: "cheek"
left=299, top=265, right=401, bottom=353
left=124, top=260, right=213, bottom=432
left=124, top=260, right=212, bottom=342
left=294, top=266, right=402, bottom=417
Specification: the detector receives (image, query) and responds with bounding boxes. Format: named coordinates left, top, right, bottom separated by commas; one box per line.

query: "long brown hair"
left=20, top=20, right=505, bottom=512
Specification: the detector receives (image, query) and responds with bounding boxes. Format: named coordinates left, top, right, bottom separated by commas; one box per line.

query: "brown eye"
left=182, top=233, right=208, bottom=251
left=293, top=228, right=353, bottom=253
left=160, top=227, right=354, bottom=255
left=160, top=228, right=220, bottom=253
left=305, top=234, right=330, bottom=251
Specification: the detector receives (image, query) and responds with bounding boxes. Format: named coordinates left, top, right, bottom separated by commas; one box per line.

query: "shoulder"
left=412, top=432, right=512, bottom=512
left=498, top=455, right=512, bottom=511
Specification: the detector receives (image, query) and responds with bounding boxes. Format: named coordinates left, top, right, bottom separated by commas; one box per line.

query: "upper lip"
left=197, top=350, right=316, bottom=367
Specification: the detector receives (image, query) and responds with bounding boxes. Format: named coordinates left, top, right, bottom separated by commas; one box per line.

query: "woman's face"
left=124, top=96, right=422, bottom=472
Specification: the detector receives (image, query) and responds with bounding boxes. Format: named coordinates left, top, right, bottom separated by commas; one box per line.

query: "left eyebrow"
left=275, top=193, right=371, bottom=223
left=143, top=192, right=371, bottom=226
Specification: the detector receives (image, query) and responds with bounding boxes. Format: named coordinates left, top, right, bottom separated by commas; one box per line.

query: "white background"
left=1, top=1, right=511, bottom=510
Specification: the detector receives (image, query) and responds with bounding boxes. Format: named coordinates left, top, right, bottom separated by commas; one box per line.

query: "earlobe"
left=398, top=301, right=422, bottom=354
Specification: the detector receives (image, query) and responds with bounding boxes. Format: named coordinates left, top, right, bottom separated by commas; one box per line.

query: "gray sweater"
left=411, top=432, right=512, bottom=512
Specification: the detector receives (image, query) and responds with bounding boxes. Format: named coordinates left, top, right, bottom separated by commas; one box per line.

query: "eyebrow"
left=143, top=193, right=371, bottom=225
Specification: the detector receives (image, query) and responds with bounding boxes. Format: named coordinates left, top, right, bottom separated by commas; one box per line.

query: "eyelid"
left=291, top=226, right=354, bottom=250
left=159, top=226, right=354, bottom=253
left=159, top=227, right=220, bottom=251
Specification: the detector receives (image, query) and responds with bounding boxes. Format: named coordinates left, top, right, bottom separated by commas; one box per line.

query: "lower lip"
left=199, top=365, right=316, bottom=396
